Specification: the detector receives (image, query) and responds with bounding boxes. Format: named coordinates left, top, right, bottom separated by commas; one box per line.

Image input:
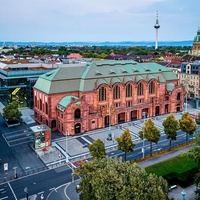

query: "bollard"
left=181, top=190, right=186, bottom=200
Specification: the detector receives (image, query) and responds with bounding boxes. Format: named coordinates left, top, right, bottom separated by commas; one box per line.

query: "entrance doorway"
left=74, top=123, right=81, bottom=134
left=155, top=106, right=160, bottom=116
left=165, top=104, right=169, bottom=113
left=131, top=110, right=137, bottom=121
left=118, top=113, right=125, bottom=124
left=176, top=104, right=180, bottom=112
left=142, top=108, right=148, bottom=118
left=104, top=116, right=110, bottom=127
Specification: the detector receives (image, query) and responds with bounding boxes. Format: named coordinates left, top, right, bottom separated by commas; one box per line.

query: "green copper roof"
left=58, top=96, right=79, bottom=108
left=146, top=74, right=156, bottom=82
left=194, top=28, right=200, bottom=42
left=34, top=60, right=178, bottom=94
left=135, top=75, right=144, bottom=82
left=166, top=83, right=175, bottom=92
left=96, top=79, right=108, bottom=88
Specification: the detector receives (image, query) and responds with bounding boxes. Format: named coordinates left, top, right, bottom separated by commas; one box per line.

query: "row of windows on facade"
left=180, top=74, right=199, bottom=79
left=35, top=111, right=56, bottom=128
left=34, top=98, right=48, bottom=114
left=34, top=82, right=155, bottom=112
left=181, top=80, right=199, bottom=86
left=99, top=82, right=155, bottom=101
left=183, top=65, right=200, bottom=70
left=98, top=94, right=181, bottom=111
left=36, top=92, right=181, bottom=118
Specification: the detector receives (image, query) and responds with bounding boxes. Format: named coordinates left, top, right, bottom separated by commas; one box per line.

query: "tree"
left=196, top=112, right=200, bottom=125
left=116, top=128, right=135, bottom=161
left=183, top=133, right=200, bottom=199
left=179, top=112, right=196, bottom=141
left=73, top=157, right=168, bottom=200
left=2, top=101, right=22, bottom=124
left=88, top=139, right=106, bottom=160
left=139, top=119, right=161, bottom=156
left=162, top=114, right=179, bottom=150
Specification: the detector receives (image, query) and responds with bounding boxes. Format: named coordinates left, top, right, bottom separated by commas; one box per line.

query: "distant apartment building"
left=192, top=27, right=200, bottom=56
left=33, top=60, right=184, bottom=135
left=178, top=60, right=200, bottom=98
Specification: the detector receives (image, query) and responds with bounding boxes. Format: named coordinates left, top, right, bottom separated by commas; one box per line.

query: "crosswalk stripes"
left=3, top=129, right=32, bottom=147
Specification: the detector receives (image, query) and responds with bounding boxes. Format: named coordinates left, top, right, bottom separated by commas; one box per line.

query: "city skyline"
left=0, top=0, right=200, bottom=42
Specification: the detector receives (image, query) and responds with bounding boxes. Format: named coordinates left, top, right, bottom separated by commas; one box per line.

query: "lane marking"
left=8, top=182, right=17, bottom=200
left=2, top=134, right=10, bottom=147
left=0, top=196, right=8, bottom=200
left=38, top=191, right=44, bottom=195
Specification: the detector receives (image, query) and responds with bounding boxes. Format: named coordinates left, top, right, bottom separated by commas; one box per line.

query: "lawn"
left=145, top=155, right=197, bottom=177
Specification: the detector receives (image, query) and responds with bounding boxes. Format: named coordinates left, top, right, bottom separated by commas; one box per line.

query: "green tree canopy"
left=179, top=112, right=196, bottom=141
left=2, top=101, right=22, bottom=123
left=196, top=112, right=200, bottom=125
left=73, top=157, right=168, bottom=200
left=88, top=139, right=106, bottom=160
left=139, top=119, right=161, bottom=156
left=162, top=114, right=179, bottom=150
left=116, top=128, right=135, bottom=161
left=183, top=133, right=200, bottom=199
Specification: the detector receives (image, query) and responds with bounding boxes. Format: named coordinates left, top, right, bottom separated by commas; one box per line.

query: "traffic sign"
left=4, top=163, right=8, bottom=173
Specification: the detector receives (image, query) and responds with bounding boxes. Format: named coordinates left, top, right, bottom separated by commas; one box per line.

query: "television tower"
left=154, top=11, right=160, bottom=50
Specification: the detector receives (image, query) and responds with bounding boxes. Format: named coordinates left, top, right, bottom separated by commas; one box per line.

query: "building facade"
left=0, top=62, right=61, bottom=108
left=192, top=27, right=200, bottom=56
left=178, top=60, right=200, bottom=98
left=33, top=60, right=184, bottom=136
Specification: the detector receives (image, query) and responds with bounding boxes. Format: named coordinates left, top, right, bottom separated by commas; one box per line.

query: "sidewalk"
left=138, top=145, right=192, bottom=168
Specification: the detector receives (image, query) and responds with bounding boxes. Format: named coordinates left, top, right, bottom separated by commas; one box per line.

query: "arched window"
left=137, top=82, right=143, bottom=95
left=177, top=92, right=181, bottom=100
left=74, top=109, right=81, bottom=119
left=45, top=102, right=48, bottom=114
left=149, top=81, right=155, bottom=94
left=34, top=96, right=37, bottom=107
left=40, top=99, right=42, bottom=110
left=51, top=120, right=56, bottom=128
left=126, top=83, right=132, bottom=97
left=99, top=87, right=106, bottom=101
left=113, top=85, right=120, bottom=99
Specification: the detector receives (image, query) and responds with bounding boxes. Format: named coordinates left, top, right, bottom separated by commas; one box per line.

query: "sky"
left=0, top=0, right=200, bottom=42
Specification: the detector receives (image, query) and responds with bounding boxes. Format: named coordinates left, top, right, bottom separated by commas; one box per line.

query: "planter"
left=5, top=121, right=20, bottom=128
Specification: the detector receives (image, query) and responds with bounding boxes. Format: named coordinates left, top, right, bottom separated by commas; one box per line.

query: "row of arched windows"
left=34, top=96, right=48, bottom=114
left=98, top=82, right=156, bottom=101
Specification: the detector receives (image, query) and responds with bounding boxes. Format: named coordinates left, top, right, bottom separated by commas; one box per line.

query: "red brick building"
left=33, top=60, right=184, bottom=136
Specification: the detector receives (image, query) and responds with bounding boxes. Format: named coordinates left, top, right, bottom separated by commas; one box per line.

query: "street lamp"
left=66, top=130, right=69, bottom=163
left=183, top=79, right=189, bottom=112
left=107, top=105, right=112, bottom=141
left=112, top=131, right=115, bottom=150
left=24, top=187, right=28, bottom=200
left=13, top=167, right=17, bottom=179
left=142, top=112, right=146, bottom=158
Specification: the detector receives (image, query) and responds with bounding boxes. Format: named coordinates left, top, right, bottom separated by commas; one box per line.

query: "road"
left=0, top=165, right=76, bottom=200
left=108, top=130, right=194, bottom=161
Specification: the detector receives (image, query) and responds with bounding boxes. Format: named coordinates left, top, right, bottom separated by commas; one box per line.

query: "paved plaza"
left=37, top=105, right=198, bottom=167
